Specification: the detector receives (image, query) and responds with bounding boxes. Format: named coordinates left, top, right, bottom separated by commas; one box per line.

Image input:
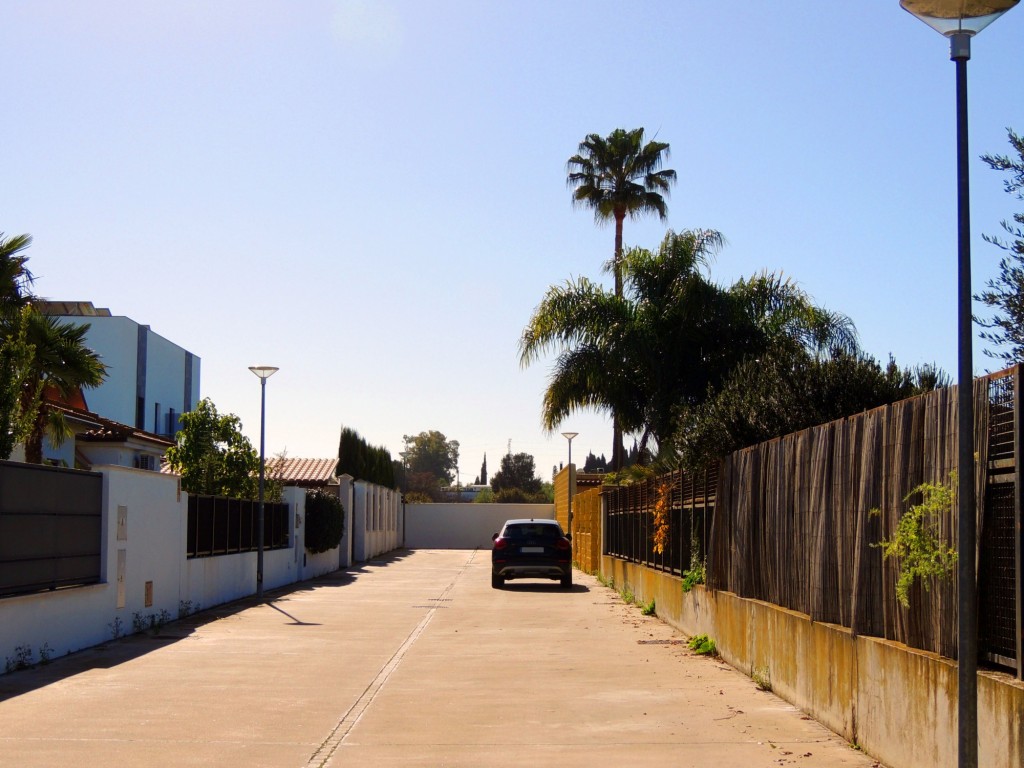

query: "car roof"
left=502, top=518, right=560, bottom=526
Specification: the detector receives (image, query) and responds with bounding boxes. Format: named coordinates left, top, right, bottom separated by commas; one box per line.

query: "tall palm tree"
left=566, top=128, right=676, bottom=469
left=20, top=312, right=106, bottom=464
left=567, top=128, right=677, bottom=298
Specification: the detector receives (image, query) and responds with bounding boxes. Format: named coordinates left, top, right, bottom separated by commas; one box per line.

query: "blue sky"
left=3, top=1, right=1023, bottom=484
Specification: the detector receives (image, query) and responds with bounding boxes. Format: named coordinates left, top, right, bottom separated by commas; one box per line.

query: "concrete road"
left=0, top=549, right=882, bottom=767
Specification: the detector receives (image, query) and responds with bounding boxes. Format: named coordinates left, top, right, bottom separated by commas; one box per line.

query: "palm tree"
left=567, top=128, right=677, bottom=298
left=20, top=312, right=106, bottom=464
left=521, top=229, right=858, bottom=462
left=566, top=128, right=676, bottom=469
left=0, top=232, right=34, bottom=315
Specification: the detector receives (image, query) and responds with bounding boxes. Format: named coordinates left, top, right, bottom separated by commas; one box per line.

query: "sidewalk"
left=0, top=549, right=882, bottom=767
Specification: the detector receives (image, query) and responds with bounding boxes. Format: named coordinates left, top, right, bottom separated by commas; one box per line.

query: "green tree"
left=567, top=128, right=676, bottom=469
left=1, top=234, right=107, bottom=464
left=401, top=430, right=459, bottom=486
left=521, top=229, right=857, bottom=461
left=337, top=425, right=396, bottom=487
left=976, top=128, right=1024, bottom=364
left=0, top=233, right=38, bottom=459
left=490, top=452, right=542, bottom=496
left=20, top=311, right=106, bottom=464
left=165, top=398, right=263, bottom=498
left=0, top=232, right=35, bottom=315
left=671, top=348, right=949, bottom=470
left=0, top=307, right=36, bottom=460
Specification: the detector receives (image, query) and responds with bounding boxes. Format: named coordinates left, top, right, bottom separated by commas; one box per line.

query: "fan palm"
left=19, top=312, right=106, bottom=463
left=0, top=232, right=34, bottom=315
left=567, top=128, right=676, bottom=468
left=567, top=128, right=676, bottom=298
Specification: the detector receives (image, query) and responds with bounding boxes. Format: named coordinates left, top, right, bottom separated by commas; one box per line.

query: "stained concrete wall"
left=602, top=555, right=1024, bottom=768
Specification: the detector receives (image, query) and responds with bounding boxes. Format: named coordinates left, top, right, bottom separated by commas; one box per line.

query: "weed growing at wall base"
left=688, top=634, right=718, bottom=656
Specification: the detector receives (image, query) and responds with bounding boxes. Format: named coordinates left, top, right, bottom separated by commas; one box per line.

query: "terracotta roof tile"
left=266, top=457, right=339, bottom=487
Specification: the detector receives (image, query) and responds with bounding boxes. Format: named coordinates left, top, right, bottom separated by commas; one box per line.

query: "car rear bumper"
left=493, top=562, right=571, bottom=580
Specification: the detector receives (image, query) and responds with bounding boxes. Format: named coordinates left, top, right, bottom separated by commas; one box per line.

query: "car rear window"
left=502, top=523, right=562, bottom=540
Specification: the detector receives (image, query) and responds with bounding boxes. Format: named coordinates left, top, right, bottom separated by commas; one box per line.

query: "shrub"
left=304, top=489, right=345, bottom=554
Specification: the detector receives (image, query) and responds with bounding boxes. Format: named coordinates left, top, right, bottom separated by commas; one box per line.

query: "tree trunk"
left=613, top=212, right=625, bottom=298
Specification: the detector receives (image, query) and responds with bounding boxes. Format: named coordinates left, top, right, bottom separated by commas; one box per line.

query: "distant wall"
left=405, top=503, right=554, bottom=549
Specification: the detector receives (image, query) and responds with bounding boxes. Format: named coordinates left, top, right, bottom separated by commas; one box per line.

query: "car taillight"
left=493, top=537, right=510, bottom=550
left=556, top=538, right=571, bottom=551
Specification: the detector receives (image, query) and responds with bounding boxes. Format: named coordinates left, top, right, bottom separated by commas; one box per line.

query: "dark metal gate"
left=0, top=461, right=103, bottom=598
left=979, top=365, right=1023, bottom=677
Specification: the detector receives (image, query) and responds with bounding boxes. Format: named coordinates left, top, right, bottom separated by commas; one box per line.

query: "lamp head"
left=561, top=431, right=579, bottom=441
left=900, top=0, right=1018, bottom=36
left=249, top=365, right=279, bottom=380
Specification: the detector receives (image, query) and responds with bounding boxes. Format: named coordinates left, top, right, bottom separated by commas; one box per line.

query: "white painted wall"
left=1, top=466, right=403, bottom=671
left=405, top=503, right=555, bottom=549
left=352, top=481, right=403, bottom=562
left=337, top=475, right=355, bottom=568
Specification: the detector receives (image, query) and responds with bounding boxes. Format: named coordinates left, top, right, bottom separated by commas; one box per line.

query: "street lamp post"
left=249, top=365, right=279, bottom=599
left=561, top=432, right=578, bottom=537
left=900, top=3, right=1018, bottom=766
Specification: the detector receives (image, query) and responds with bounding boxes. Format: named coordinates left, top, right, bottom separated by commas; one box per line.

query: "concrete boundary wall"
left=405, top=503, right=554, bottom=549
left=0, top=466, right=410, bottom=670
left=601, top=555, right=1024, bottom=768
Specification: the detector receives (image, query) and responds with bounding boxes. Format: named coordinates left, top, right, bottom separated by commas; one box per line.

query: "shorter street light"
left=249, top=365, right=278, bottom=599
left=561, top=432, right=578, bottom=538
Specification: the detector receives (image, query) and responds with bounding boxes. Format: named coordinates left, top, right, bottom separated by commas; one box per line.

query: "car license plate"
left=521, top=546, right=544, bottom=553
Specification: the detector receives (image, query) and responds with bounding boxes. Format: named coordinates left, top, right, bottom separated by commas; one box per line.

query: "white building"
left=38, top=301, right=200, bottom=438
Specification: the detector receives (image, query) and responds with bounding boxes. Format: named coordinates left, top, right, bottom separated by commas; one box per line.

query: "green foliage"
left=602, top=463, right=656, bottom=486
left=0, top=307, right=37, bottom=460
left=688, top=633, right=718, bottom=656
left=165, top=398, right=263, bottom=499
left=305, top=488, right=345, bottom=554
left=337, top=426, right=395, bottom=487
left=521, top=229, right=861, bottom=470
left=491, top=451, right=542, bottom=495
left=401, top=430, right=459, bottom=486
left=494, top=487, right=548, bottom=504
left=403, top=491, right=434, bottom=504
left=641, top=598, right=656, bottom=616
left=567, top=127, right=677, bottom=297
left=15, top=310, right=106, bottom=463
left=472, top=487, right=495, bottom=503
left=871, top=473, right=958, bottom=608
left=976, top=128, right=1024, bottom=364
left=671, top=348, right=948, bottom=472
left=681, top=562, right=706, bottom=593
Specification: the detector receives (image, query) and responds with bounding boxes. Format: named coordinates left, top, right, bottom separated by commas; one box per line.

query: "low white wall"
left=405, top=503, right=555, bottom=549
left=0, top=466, right=186, bottom=663
left=2, top=468, right=411, bottom=671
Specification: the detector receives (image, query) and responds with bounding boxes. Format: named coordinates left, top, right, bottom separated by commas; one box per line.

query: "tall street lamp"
left=561, top=431, right=578, bottom=537
left=249, top=365, right=279, bottom=599
left=899, top=3, right=1018, bottom=766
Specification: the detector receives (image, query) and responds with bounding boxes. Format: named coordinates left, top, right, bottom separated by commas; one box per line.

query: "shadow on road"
left=0, top=557, right=405, bottom=702
left=497, top=582, right=591, bottom=594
